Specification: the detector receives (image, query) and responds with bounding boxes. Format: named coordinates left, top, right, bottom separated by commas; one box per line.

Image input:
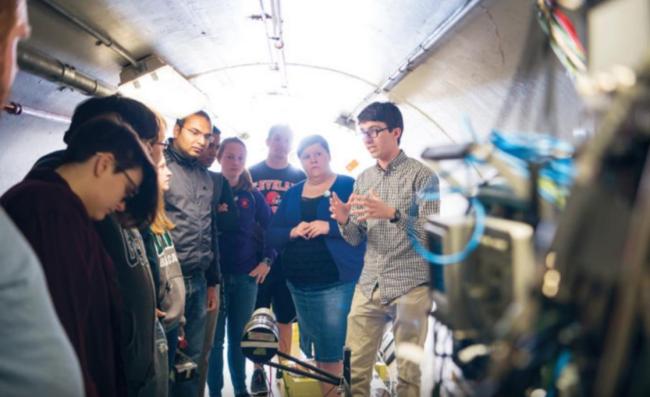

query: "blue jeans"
left=166, top=325, right=179, bottom=378
left=207, top=273, right=258, bottom=396
left=154, top=319, right=169, bottom=397
left=288, top=281, right=355, bottom=362
left=172, top=273, right=207, bottom=397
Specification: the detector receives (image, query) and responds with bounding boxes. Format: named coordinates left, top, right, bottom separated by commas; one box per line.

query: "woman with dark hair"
left=267, top=134, right=365, bottom=395
left=207, top=137, right=275, bottom=397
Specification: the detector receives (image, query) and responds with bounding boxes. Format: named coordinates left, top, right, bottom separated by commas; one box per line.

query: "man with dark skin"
left=164, top=111, right=220, bottom=397
left=196, top=125, right=238, bottom=395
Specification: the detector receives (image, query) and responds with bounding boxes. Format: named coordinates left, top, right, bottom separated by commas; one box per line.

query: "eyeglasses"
left=182, top=127, right=210, bottom=137
left=357, top=127, right=389, bottom=139
left=120, top=170, right=139, bottom=199
left=154, top=140, right=169, bottom=150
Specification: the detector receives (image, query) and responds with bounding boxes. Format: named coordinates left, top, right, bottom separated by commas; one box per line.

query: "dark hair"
left=64, top=95, right=160, bottom=145
left=62, top=114, right=158, bottom=228
left=297, top=134, right=330, bottom=158
left=217, top=137, right=253, bottom=191
left=212, top=125, right=221, bottom=135
left=175, top=110, right=212, bottom=129
left=357, top=101, right=404, bottom=143
left=267, top=124, right=292, bottom=140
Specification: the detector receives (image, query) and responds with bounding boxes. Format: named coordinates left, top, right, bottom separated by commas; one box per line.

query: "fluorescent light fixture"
left=119, top=55, right=206, bottom=119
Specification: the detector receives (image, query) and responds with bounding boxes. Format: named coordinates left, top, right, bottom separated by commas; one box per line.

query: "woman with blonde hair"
left=149, top=152, right=186, bottom=373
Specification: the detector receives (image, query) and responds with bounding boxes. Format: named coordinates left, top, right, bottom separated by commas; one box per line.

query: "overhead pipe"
left=258, top=0, right=277, bottom=67
left=270, top=0, right=288, bottom=88
left=258, top=0, right=288, bottom=88
left=3, top=102, right=71, bottom=124
left=18, top=45, right=117, bottom=97
left=378, top=0, right=483, bottom=92
left=347, top=0, right=483, bottom=120
left=33, top=0, right=141, bottom=68
left=389, top=0, right=484, bottom=91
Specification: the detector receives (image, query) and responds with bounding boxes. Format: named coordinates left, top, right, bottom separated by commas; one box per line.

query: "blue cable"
left=412, top=129, right=574, bottom=264
left=407, top=189, right=486, bottom=266
left=490, top=130, right=574, bottom=161
left=547, top=350, right=572, bottom=397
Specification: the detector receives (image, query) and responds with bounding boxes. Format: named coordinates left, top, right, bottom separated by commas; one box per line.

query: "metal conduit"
left=33, top=0, right=141, bottom=68
left=3, top=102, right=71, bottom=124
left=18, top=45, right=117, bottom=97
left=377, top=0, right=483, bottom=93
left=258, top=0, right=288, bottom=88
left=347, top=0, right=483, bottom=119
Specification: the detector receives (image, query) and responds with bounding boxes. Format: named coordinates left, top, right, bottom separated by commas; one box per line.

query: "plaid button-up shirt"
left=340, top=151, right=439, bottom=303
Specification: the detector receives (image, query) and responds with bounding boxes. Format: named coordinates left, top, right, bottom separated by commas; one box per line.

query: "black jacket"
left=164, top=141, right=219, bottom=285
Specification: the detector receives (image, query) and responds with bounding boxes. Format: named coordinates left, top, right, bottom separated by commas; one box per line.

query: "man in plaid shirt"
left=330, top=101, right=439, bottom=397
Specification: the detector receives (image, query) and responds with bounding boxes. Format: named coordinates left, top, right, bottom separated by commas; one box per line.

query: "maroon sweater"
left=1, top=169, right=126, bottom=397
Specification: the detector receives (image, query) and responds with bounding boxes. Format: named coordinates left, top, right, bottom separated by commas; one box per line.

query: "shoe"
left=250, top=368, right=269, bottom=395
left=235, top=393, right=251, bottom=397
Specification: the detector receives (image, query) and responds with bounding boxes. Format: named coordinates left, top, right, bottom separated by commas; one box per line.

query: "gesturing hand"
left=349, top=190, right=396, bottom=222
left=329, top=191, right=352, bottom=224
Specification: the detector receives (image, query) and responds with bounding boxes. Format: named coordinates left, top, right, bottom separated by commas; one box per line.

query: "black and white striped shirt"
left=340, top=151, right=439, bottom=303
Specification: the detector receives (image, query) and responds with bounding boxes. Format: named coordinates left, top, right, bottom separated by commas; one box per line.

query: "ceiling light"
left=119, top=55, right=206, bottom=119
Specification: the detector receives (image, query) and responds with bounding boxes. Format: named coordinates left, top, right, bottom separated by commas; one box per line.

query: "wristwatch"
left=389, top=208, right=401, bottom=223
left=261, top=257, right=272, bottom=266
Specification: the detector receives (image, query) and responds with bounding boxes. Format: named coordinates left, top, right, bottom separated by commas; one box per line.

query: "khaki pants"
left=345, top=285, right=431, bottom=397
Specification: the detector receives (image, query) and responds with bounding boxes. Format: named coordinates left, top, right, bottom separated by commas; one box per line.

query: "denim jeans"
left=172, top=273, right=207, bottom=397
left=207, top=273, right=258, bottom=396
left=166, top=324, right=179, bottom=393
left=287, top=281, right=355, bottom=362
left=154, top=319, right=169, bottom=397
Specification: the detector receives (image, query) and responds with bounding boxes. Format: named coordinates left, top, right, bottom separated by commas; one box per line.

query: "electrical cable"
left=415, top=128, right=575, bottom=265
left=546, top=350, right=572, bottom=397
left=408, top=187, right=486, bottom=266
left=536, top=0, right=587, bottom=79
left=486, top=130, right=576, bottom=207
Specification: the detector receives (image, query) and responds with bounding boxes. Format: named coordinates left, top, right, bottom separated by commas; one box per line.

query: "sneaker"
left=250, top=368, right=269, bottom=395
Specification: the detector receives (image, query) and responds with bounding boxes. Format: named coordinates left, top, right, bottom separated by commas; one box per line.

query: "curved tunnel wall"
left=0, top=0, right=587, bottom=193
